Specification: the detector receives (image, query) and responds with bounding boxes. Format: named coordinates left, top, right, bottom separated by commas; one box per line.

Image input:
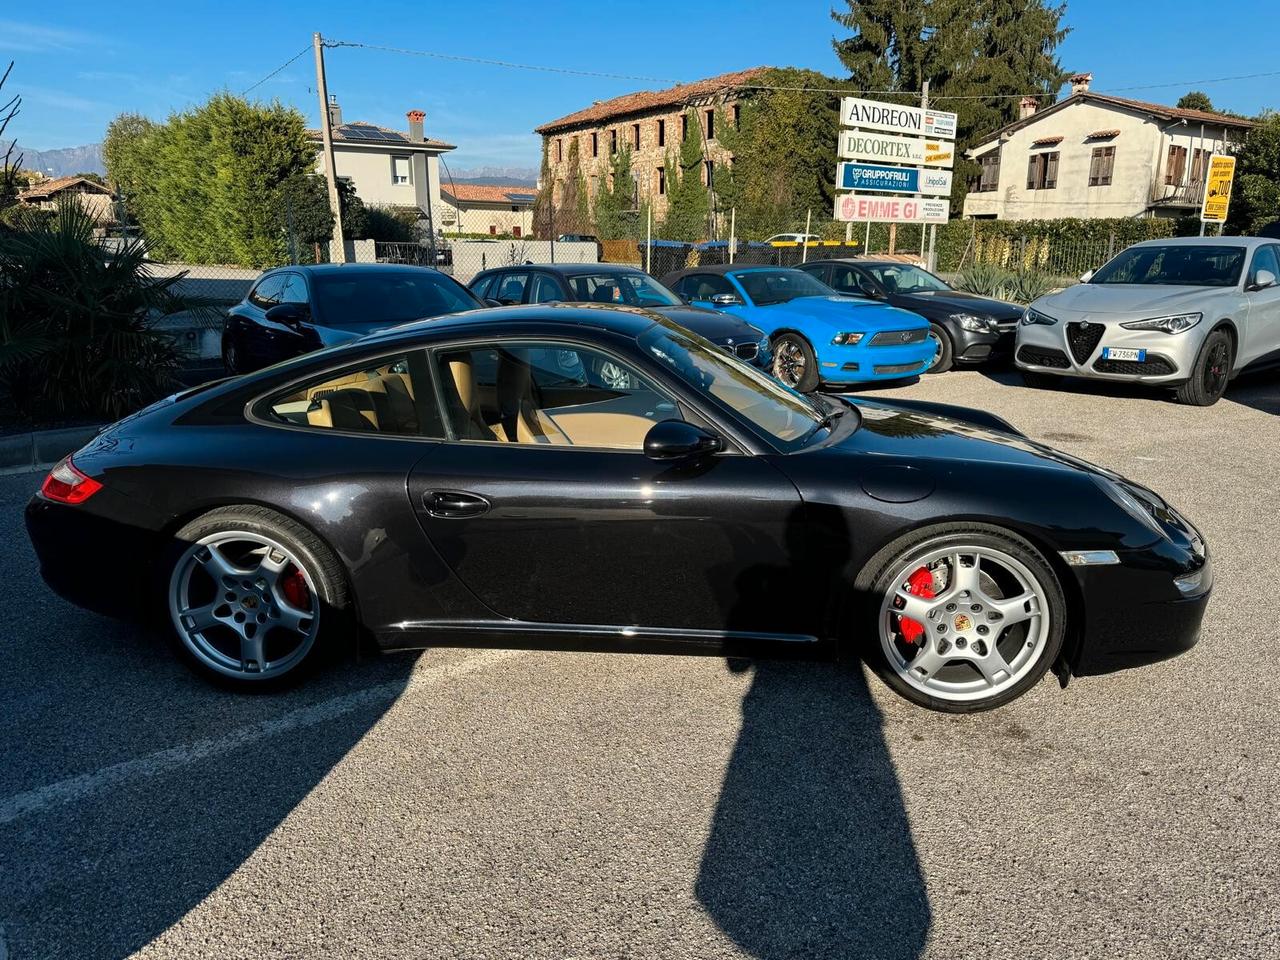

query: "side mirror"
left=484, top=298, right=503, bottom=308
left=1249, top=269, right=1277, bottom=291
left=644, top=419, right=723, bottom=461
left=709, top=293, right=741, bottom=307
left=265, top=302, right=308, bottom=326
left=1080, top=269, right=1095, bottom=283
left=858, top=279, right=884, bottom=299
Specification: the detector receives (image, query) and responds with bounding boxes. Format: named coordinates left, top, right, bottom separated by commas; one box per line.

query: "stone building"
left=534, top=67, right=768, bottom=220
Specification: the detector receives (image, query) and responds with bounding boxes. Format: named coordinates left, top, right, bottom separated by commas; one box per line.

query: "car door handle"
left=424, top=490, right=490, bottom=519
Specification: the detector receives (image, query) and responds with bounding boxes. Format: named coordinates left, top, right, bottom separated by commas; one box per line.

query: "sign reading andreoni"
left=840, top=96, right=958, bottom=140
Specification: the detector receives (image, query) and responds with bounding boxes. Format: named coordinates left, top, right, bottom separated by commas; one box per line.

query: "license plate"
left=1102, top=347, right=1146, bottom=362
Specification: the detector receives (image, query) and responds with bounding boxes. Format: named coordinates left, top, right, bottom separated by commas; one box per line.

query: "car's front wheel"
left=771, top=333, right=820, bottom=392
left=165, top=506, right=350, bottom=688
left=858, top=524, right=1066, bottom=712
left=221, top=336, right=240, bottom=375
left=925, top=323, right=953, bottom=373
left=1174, top=328, right=1233, bottom=406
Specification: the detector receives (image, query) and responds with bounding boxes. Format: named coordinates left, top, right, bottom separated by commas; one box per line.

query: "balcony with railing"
left=1149, top=177, right=1205, bottom=209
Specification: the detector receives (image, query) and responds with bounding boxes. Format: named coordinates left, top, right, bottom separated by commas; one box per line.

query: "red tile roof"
left=441, top=183, right=537, bottom=205
left=18, top=175, right=113, bottom=200
left=1087, top=129, right=1121, bottom=139
left=535, top=67, right=770, bottom=134
left=1032, top=135, right=1064, bottom=146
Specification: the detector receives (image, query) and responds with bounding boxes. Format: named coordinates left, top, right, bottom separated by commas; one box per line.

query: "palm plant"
left=0, top=197, right=217, bottom=422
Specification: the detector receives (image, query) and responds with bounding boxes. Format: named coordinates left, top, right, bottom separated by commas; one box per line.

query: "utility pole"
left=314, top=32, right=346, bottom=264
left=922, top=79, right=938, bottom=271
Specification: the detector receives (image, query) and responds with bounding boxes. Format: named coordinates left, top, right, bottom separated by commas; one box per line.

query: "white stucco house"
left=438, top=183, right=537, bottom=236
left=963, top=74, right=1254, bottom=221
left=308, top=98, right=455, bottom=232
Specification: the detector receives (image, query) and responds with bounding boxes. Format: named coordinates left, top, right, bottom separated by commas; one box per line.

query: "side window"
left=249, top=275, right=286, bottom=309
left=529, top=273, right=565, bottom=303
left=686, top=274, right=733, bottom=300
left=469, top=274, right=496, bottom=300
left=829, top=265, right=863, bottom=294
left=492, top=271, right=530, bottom=305
left=279, top=274, right=310, bottom=305
left=435, top=341, right=679, bottom=450
left=266, top=352, right=442, bottom=437
left=1248, top=245, right=1280, bottom=286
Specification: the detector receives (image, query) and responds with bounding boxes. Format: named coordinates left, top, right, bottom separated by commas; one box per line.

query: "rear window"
left=312, top=271, right=481, bottom=326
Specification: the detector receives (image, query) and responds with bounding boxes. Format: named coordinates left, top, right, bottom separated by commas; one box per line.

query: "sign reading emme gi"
left=840, top=97, right=958, bottom=139
left=838, top=162, right=953, bottom=196
left=835, top=194, right=950, bottom=224
left=839, top=130, right=954, bottom=168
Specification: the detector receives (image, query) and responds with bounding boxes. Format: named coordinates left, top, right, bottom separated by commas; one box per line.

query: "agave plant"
left=955, top=262, right=1012, bottom=298
left=1003, top=269, right=1059, bottom=305
left=0, top=197, right=218, bottom=422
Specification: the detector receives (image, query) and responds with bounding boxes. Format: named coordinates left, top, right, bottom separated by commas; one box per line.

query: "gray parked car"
left=1015, top=236, right=1280, bottom=405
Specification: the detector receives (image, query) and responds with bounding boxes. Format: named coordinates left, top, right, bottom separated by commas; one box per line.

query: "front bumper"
left=816, top=337, right=935, bottom=385
left=1015, top=319, right=1196, bottom=384
left=953, top=324, right=1017, bottom=364
left=1067, top=537, right=1212, bottom=676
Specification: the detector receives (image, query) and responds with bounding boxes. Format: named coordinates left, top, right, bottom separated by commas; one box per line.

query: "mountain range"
left=4, top=141, right=105, bottom=178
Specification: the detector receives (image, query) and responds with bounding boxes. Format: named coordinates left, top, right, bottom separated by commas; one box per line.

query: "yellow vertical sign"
left=1200, top=154, right=1236, bottom=223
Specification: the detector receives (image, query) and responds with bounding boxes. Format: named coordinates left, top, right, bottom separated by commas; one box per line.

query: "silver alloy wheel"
left=773, top=338, right=806, bottom=387
left=168, top=530, right=320, bottom=680
left=926, top=331, right=943, bottom=370
left=877, top=544, right=1050, bottom=704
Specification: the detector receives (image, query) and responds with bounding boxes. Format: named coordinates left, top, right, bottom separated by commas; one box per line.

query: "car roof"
left=475, top=262, right=646, bottom=278
left=661, top=263, right=805, bottom=281
left=359, top=302, right=662, bottom=348
left=1129, top=236, right=1270, bottom=249
left=266, top=263, right=448, bottom=278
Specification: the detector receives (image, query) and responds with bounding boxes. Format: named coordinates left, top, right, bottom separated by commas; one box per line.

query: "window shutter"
left=1088, top=149, right=1101, bottom=186
left=1102, top=147, right=1114, bottom=185
left=1027, top=155, right=1038, bottom=190
left=1045, top=153, right=1059, bottom=189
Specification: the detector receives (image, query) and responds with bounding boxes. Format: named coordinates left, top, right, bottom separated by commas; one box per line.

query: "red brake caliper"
left=281, top=568, right=310, bottom=609
left=897, top=566, right=936, bottom=645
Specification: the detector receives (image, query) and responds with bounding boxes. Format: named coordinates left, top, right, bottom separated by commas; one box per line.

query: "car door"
left=240, top=273, right=287, bottom=368
left=491, top=270, right=531, bottom=305
left=407, top=336, right=807, bottom=637
left=263, top=272, right=317, bottom=364
left=527, top=272, right=568, bottom=304
left=1243, top=244, right=1280, bottom=367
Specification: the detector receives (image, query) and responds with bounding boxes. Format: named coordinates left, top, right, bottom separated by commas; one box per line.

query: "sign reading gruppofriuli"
left=838, top=162, right=953, bottom=197
left=834, top=194, right=950, bottom=224
left=839, top=130, right=954, bottom=168
left=840, top=97, right=958, bottom=140
left=1200, top=154, right=1236, bottom=223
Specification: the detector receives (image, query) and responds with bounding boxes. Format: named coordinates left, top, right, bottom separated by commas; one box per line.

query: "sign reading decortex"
left=838, top=162, right=953, bottom=196
left=838, top=131, right=954, bottom=168
left=839, top=97, right=958, bottom=139
left=834, top=194, right=950, bottom=224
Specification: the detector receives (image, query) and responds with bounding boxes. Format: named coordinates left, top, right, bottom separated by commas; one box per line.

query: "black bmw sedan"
left=468, top=263, right=771, bottom=369
left=27, top=305, right=1210, bottom=712
left=223, top=264, right=482, bottom=373
left=798, top=259, right=1023, bottom=372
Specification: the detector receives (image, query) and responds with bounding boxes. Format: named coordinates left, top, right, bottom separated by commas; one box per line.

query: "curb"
left=0, top=425, right=103, bottom=477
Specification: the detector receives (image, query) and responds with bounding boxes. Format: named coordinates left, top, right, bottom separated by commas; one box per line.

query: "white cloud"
left=0, top=19, right=95, bottom=53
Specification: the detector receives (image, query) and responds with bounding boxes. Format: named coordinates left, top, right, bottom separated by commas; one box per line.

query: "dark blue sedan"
left=223, top=264, right=482, bottom=373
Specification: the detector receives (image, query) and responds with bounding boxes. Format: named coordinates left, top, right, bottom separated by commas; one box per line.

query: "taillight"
left=40, top=457, right=103, bottom=504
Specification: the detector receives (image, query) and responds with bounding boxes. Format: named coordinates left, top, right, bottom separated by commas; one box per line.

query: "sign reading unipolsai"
left=838, top=162, right=953, bottom=197
left=840, top=97, right=958, bottom=140
left=839, top=130, right=954, bottom=168
left=834, top=194, right=950, bottom=224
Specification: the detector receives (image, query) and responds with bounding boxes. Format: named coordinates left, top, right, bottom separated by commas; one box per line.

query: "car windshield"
left=638, top=322, right=833, bottom=450
left=1090, top=245, right=1246, bottom=287
left=732, top=269, right=834, bottom=306
left=312, top=271, right=482, bottom=326
left=566, top=272, right=683, bottom=307
left=864, top=264, right=951, bottom=294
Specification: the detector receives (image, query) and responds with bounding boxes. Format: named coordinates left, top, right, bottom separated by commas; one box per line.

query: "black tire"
left=221, top=336, right=241, bottom=376
left=925, top=323, right=954, bottom=374
left=163, top=505, right=352, bottom=690
left=771, top=332, right=820, bottom=393
left=854, top=523, right=1067, bottom=713
left=1020, top=369, right=1060, bottom=389
left=1174, top=328, right=1233, bottom=406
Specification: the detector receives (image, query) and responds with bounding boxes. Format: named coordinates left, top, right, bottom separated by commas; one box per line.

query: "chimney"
left=407, top=109, right=426, bottom=142
left=1069, top=72, right=1093, bottom=96
left=1019, top=96, right=1039, bottom=120
left=327, top=94, right=342, bottom=128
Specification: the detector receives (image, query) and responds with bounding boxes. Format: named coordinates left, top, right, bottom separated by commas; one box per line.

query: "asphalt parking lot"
left=2, top=367, right=1278, bottom=960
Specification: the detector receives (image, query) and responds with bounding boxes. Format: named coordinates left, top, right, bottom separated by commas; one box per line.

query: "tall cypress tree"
left=662, top=110, right=710, bottom=242
left=594, top=144, right=639, bottom=240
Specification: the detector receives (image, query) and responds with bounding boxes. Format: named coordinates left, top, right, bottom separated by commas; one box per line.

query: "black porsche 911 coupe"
left=26, top=305, right=1212, bottom=712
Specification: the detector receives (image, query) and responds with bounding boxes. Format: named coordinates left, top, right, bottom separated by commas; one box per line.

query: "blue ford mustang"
left=662, top=264, right=933, bottom=392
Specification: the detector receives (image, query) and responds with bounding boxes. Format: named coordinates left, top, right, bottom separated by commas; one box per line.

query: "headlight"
left=1119, top=312, right=1202, bottom=334
left=1095, top=476, right=1167, bottom=540
left=831, top=332, right=864, bottom=345
left=1021, top=307, right=1057, bottom=326
left=955, top=313, right=993, bottom=333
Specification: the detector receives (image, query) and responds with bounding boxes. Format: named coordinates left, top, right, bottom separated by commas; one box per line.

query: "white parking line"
left=0, top=648, right=522, bottom=826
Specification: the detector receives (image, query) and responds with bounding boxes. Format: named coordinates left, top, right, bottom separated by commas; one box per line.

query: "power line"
left=240, top=46, right=310, bottom=97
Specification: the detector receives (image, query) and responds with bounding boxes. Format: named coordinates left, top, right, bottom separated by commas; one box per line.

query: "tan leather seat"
left=306, top=388, right=380, bottom=431
left=443, top=357, right=503, bottom=440
left=497, top=353, right=570, bottom=445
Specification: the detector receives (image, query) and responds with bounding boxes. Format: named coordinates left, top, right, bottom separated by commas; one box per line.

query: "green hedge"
left=932, top=218, right=1180, bottom=274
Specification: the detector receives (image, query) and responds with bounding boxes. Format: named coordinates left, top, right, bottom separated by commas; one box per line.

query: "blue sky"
left=5, top=0, right=1278, bottom=174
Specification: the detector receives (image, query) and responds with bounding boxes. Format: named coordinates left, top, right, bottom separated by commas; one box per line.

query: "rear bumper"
left=25, top=495, right=159, bottom=621
left=1068, top=541, right=1212, bottom=676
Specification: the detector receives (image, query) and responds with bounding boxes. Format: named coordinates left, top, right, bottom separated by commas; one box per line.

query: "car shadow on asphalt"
left=696, top=504, right=930, bottom=960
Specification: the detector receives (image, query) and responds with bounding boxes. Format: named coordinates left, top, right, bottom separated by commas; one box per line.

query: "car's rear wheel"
left=221, top=336, right=241, bottom=375
left=925, top=323, right=953, bottom=373
left=165, top=506, right=350, bottom=688
left=858, top=524, right=1066, bottom=712
left=771, top=333, right=820, bottom=392
left=1174, top=328, right=1233, bottom=406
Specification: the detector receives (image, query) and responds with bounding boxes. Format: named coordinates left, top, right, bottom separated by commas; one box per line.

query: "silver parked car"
left=1015, top=237, right=1280, bottom=405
